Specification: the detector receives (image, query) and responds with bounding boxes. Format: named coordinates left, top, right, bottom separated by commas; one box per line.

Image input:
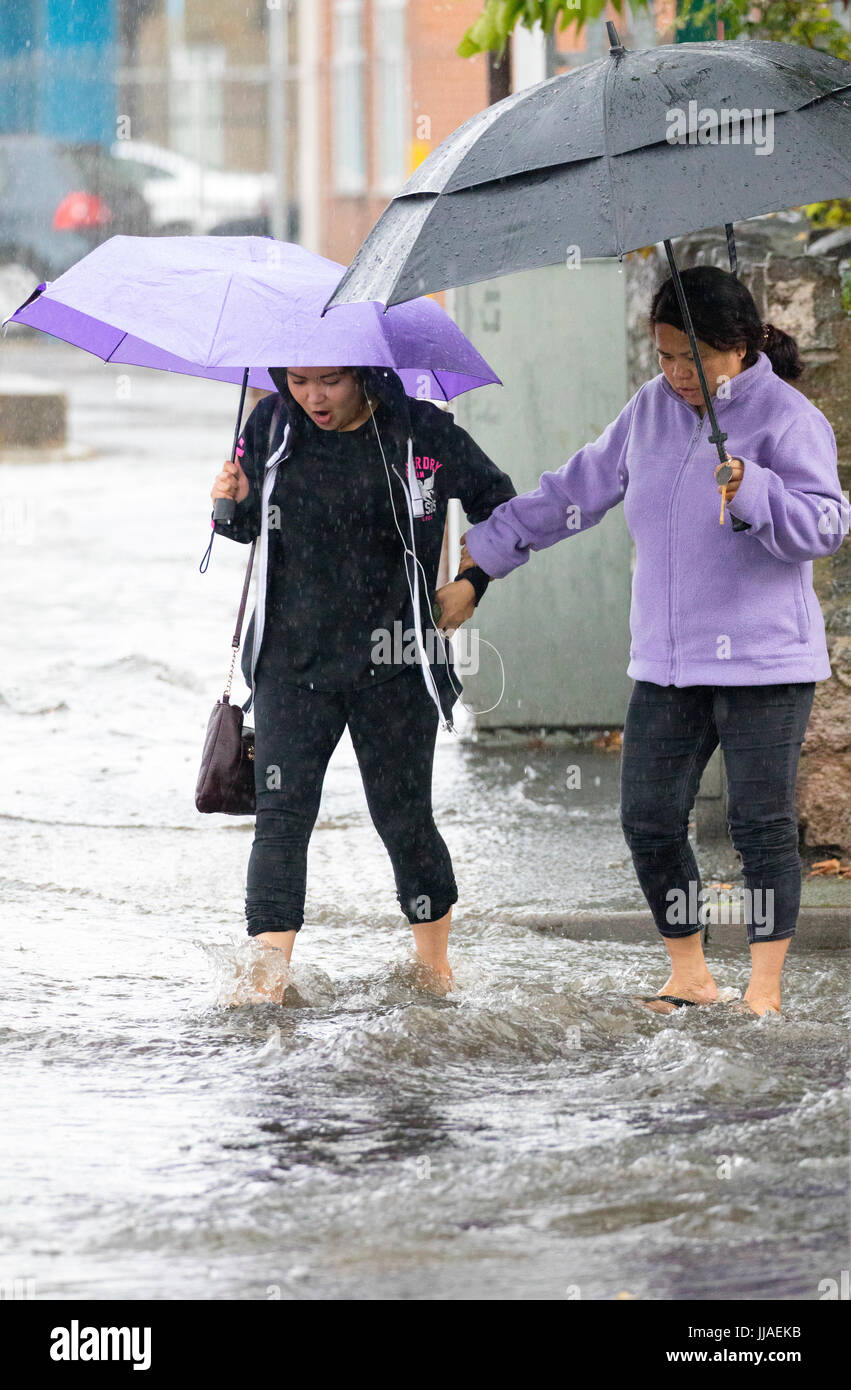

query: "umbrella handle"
left=212, top=496, right=236, bottom=523
left=212, top=497, right=236, bottom=523
left=716, top=456, right=749, bottom=532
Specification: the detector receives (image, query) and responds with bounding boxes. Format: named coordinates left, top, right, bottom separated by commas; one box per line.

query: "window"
left=332, top=0, right=366, bottom=195
left=169, top=44, right=226, bottom=170
left=374, top=0, right=407, bottom=194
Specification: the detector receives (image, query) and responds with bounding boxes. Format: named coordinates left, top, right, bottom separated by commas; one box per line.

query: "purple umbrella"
left=2, top=234, right=500, bottom=401
left=4, top=234, right=500, bottom=542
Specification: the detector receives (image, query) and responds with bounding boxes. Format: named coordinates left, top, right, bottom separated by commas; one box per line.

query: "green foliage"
left=458, top=0, right=851, bottom=58
left=802, top=199, right=851, bottom=229
left=456, top=0, right=647, bottom=60
left=678, top=1, right=851, bottom=58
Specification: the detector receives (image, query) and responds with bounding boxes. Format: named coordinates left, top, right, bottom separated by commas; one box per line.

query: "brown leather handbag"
left=195, top=541, right=258, bottom=815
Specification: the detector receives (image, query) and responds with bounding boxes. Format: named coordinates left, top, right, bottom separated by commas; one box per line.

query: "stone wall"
left=626, top=226, right=851, bottom=853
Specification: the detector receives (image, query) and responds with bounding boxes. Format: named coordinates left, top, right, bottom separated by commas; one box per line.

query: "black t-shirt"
left=257, top=403, right=414, bottom=691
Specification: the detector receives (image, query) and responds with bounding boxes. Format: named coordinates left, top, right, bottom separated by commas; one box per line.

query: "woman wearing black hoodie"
left=210, top=363, right=515, bottom=995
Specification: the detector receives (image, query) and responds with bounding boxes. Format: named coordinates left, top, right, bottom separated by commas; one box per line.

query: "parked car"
left=110, top=140, right=275, bottom=235
left=0, top=134, right=152, bottom=285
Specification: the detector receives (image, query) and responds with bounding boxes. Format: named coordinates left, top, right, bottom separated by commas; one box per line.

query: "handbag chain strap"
left=222, top=397, right=283, bottom=701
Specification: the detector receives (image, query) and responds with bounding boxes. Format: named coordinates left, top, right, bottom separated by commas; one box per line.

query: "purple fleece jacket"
left=464, top=352, right=848, bottom=686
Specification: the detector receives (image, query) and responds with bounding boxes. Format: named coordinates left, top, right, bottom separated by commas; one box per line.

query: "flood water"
left=2, top=339, right=848, bottom=1301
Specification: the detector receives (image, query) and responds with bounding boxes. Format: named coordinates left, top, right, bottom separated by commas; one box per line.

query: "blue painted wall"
left=0, top=0, right=116, bottom=144
left=0, top=1, right=38, bottom=133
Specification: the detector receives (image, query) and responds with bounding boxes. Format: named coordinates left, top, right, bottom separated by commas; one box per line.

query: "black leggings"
left=619, top=681, right=815, bottom=944
left=245, top=664, right=457, bottom=935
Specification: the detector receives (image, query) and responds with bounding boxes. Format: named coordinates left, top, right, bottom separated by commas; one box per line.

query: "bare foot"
left=734, top=993, right=781, bottom=1017
left=637, top=971, right=719, bottom=1015
left=412, top=955, right=454, bottom=997
left=229, top=943, right=292, bottom=1006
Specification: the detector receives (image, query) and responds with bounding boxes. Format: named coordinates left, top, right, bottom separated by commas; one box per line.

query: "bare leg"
left=254, top=930, right=297, bottom=961
left=740, top=938, right=790, bottom=1016
left=411, top=908, right=453, bottom=987
left=640, top=931, right=718, bottom=1014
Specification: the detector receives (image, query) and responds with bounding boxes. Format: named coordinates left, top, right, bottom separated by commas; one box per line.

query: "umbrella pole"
left=201, top=366, right=251, bottom=572
left=724, top=223, right=738, bottom=277
left=662, top=240, right=749, bottom=533
left=229, top=365, right=251, bottom=460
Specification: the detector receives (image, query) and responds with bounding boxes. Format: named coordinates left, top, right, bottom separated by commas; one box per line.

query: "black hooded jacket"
left=211, top=366, right=516, bottom=722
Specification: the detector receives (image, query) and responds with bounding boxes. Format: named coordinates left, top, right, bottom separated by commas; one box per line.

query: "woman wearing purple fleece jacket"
left=462, top=267, right=848, bottom=1018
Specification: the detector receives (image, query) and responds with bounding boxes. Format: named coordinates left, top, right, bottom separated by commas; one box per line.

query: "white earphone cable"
left=368, top=403, right=506, bottom=724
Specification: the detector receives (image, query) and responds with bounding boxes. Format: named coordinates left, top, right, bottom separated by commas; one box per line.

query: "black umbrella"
left=326, top=28, right=851, bottom=530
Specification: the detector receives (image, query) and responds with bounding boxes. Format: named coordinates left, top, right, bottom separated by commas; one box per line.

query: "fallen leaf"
left=809, top=858, right=842, bottom=877
left=593, top=730, right=623, bottom=752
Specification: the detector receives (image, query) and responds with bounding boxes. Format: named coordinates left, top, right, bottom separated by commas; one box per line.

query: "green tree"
left=457, top=1, right=648, bottom=59
left=458, top=0, right=851, bottom=59
left=682, top=0, right=851, bottom=57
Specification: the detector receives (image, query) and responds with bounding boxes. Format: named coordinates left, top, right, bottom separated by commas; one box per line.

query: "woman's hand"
left=211, top=457, right=249, bottom=505
left=433, top=579, right=476, bottom=634
left=457, top=535, right=477, bottom=574
left=458, top=533, right=493, bottom=579
left=715, top=456, right=744, bottom=502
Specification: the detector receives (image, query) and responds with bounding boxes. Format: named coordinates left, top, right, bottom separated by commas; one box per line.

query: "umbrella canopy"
left=325, top=38, right=851, bottom=310
left=3, top=235, right=500, bottom=401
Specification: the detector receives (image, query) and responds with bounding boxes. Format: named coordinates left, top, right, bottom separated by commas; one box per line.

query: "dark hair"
left=269, top=365, right=359, bottom=388
left=649, top=265, right=804, bottom=381
left=266, top=364, right=411, bottom=454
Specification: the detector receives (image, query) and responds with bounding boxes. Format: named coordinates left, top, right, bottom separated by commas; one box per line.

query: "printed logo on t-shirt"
left=415, top=455, right=441, bottom=519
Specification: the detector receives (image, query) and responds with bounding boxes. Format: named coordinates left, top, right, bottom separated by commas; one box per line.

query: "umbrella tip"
left=606, top=21, right=626, bottom=56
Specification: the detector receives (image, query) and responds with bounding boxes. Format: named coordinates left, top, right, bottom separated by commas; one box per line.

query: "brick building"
left=314, top=0, right=489, bottom=264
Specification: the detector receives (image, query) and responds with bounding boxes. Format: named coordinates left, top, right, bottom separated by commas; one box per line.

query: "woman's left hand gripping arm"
left=726, top=412, right=850, bottom=562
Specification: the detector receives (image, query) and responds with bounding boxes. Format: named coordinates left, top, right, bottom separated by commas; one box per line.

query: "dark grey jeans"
left=619, top=681, right=815, bottom=944
left=245, top=664, right=457, bottom=935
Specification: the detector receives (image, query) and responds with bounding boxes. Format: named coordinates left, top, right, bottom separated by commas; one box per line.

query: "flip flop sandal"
left=636, top=994, right=698, bottom=1009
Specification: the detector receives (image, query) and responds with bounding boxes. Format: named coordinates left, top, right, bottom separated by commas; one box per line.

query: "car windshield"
left=66, top=143, right=141, bottom=192
left=113, top=156, right=172, bottom=184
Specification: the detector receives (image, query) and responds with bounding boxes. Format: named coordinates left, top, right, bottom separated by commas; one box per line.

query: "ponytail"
left=762, top=322, right=804, bottom=381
